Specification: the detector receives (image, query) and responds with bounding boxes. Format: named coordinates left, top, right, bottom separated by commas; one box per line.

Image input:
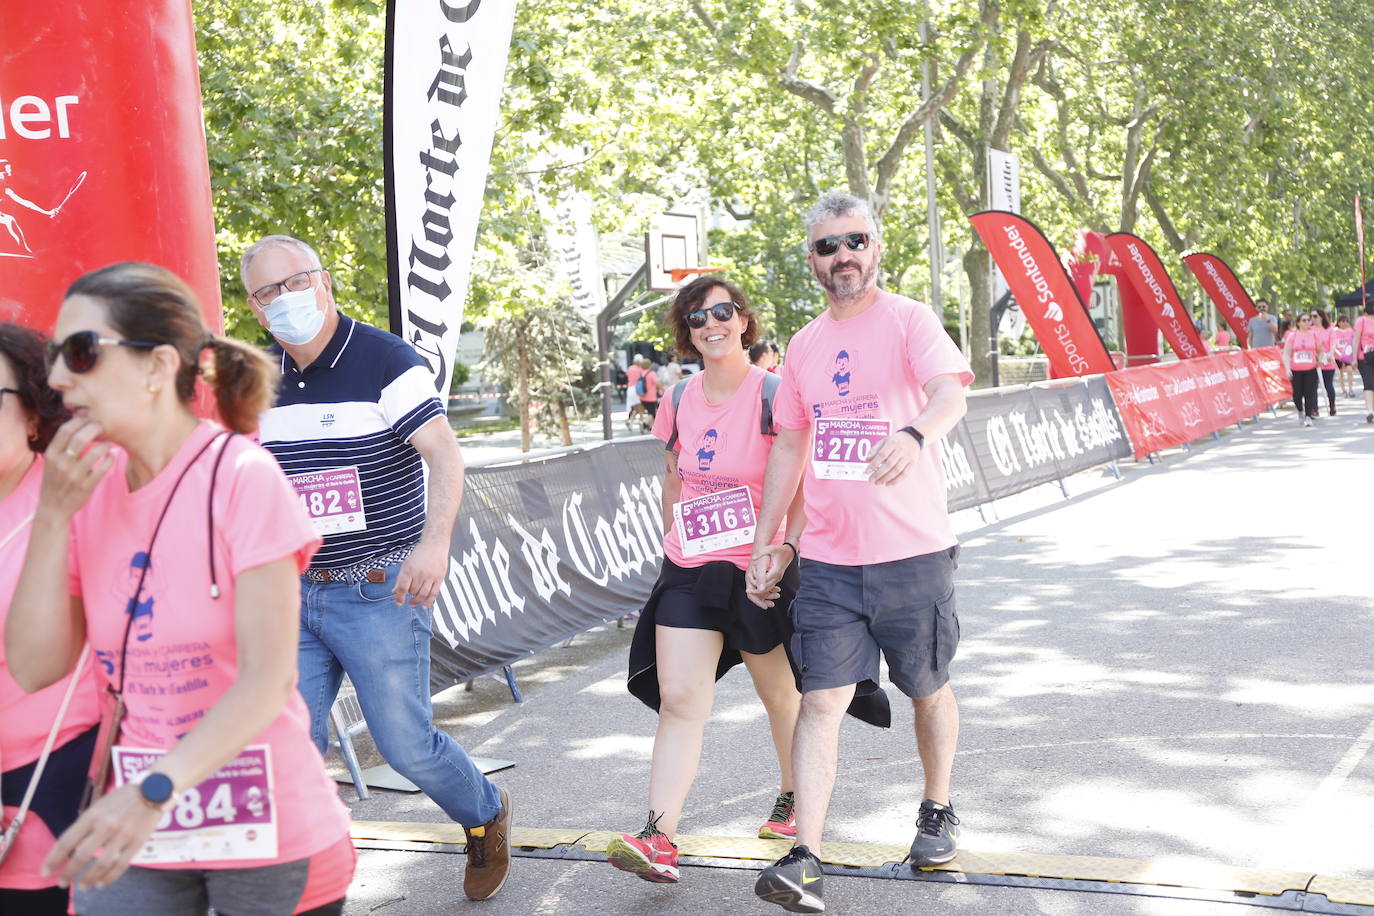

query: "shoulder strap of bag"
left=664, top=378, right=691, bottom=451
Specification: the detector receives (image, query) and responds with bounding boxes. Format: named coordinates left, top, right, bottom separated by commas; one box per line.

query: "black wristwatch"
left=139, top=772, right=175, bottom=809
left=899, top=426, right=925, bottom=448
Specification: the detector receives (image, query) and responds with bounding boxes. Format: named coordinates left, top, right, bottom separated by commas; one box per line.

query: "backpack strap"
left=664, top=378, right=691, bottom=451
left=759, top=370, right=781, bottom=437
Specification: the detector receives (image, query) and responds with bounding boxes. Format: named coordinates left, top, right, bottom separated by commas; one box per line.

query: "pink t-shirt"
left=68, top=422, right=349, bottom=869
left=1314, top=326, right=1334, bottom=366
left=652, top=367, right=783, bottom=570
left=1, top=456, right=103, bottom=890
left=1355, top=316, right=1374, bottom=360
left=774, top=291, right=974, bottom=566
left=1287, top=330, right=1318, bottom=371
left=1331, top=327, right=1355, bottom=361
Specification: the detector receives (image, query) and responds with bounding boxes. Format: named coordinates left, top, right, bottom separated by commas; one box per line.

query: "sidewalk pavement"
left=337, top=393, right=1374, bottom=914
left=456, top=404, right=651, bottom=465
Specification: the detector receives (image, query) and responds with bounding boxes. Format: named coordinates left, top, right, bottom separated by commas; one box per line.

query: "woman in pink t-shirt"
left=1311, top=309, right=1338, bottom=416
left=1331, top=314, right=1356, bottom=398
left=1282, top=313, right=1322, bottom=427
left=5, top=264, right=353, bottom=915
left=0, top=324, right=102, bottom=916
left=1354, top=303, right=1374, bottom=422
left=608, top=276, right=806, bottom=884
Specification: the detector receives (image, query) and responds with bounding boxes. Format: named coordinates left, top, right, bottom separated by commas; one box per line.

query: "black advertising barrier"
left=429, top=376, right=1134, bottom=687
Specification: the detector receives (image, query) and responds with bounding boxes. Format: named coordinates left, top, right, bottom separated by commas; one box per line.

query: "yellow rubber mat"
left=349, top=821, right=1374, bottom=905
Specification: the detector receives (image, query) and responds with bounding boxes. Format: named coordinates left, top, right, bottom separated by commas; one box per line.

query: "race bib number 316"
left=673, top=486, right=757, bottom=557
left=113, top=745, right=278, bottom=864
left=812, top=418, right=891, bottom=480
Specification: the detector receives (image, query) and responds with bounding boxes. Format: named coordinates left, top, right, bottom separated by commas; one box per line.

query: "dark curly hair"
left=668, top=275, right=760, bottom=360
left=0, top=323, right=68, bottom=452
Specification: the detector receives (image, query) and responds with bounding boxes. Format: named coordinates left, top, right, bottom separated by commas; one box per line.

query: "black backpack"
left=664, top=371, right=781, bottom=450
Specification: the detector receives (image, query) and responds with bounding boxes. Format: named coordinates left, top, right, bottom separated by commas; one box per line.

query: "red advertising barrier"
left=1105, top=347, right=1288, bottom=459
left=1182, top=253, right=1259, bottom=348
left=1107, top=232, right=1207, bottom=360
left=970, top=211, right=1115, bottom=378
left=0, top=0, right=221, bottom=332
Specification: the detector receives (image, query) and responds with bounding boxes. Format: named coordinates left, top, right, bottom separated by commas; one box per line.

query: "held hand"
left=745, top=545, right=792, bottom=609
left=44, top=783, right=164, bottom=891
left=865, top=431, right=922, bottom=486
left=393, top=540, right=449, bottom=607
left=41, top=418, right=113, bottom=517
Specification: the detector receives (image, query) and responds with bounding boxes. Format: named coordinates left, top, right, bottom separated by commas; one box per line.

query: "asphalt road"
left=335, top=396, right=1374, bottom=915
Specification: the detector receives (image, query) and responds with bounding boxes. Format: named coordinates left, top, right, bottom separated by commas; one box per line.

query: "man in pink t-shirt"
left=749, top=192, right=973, bottom=913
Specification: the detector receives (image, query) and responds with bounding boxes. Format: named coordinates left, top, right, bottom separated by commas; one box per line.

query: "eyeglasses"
left=47, top=331, right=158, bottom=374
left=684, top=301, right=742, bottom=329
left=250, top=269, right=322, bottom=308
left=0, top=387, right=19, bottom=407
left=809, top=232, right=871, bottom=257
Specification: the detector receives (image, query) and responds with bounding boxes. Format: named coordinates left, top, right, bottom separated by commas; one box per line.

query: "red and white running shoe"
left=758, top=791, right=796, bottom=840
left=607, top=812, right=679, bottom=883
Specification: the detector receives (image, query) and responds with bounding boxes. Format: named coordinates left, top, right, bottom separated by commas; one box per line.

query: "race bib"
left=114, top=746, right=277, bottom=864
left=289, top=467, right=366, bottom=535
left=1294, top=349, right=1315, bottom=364
left=673, top=486, right=756, bottom=557
left=1338, top=340, right=1354, bottom=357
left=1364, top=343, right=1374, bottom=357
left=812, top=418, right=890, bottom=480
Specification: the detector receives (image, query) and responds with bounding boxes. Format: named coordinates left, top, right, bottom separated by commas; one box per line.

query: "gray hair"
left=803, top=191, right=881, bottom=243
left=239, top=235, right=323, bottom=292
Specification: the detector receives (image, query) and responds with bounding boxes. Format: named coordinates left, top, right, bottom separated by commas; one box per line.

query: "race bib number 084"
left=113, top=745, right=277, bottom=864
left=812, top=418, right=891, bottom=480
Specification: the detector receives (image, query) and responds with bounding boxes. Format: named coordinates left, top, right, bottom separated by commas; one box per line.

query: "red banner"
left=1182, top=252, right=1259, bottom=347
left=1107, top=233, right=1207, bottom=360
left=0, top=0, right=221, bottom=332
left=1105, top=347, right=1287, bottom=458
left=970, top=210, right=1115, bottom=377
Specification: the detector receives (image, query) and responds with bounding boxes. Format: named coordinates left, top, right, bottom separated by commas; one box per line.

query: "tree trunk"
left=964, top=244, right=993, bottom=388
left=516, top=326, right=532, bottom=453
left=557, top=401, right=572, bottom=446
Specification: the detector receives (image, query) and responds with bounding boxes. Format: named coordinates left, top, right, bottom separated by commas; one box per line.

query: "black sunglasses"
left=810, top=232, right=871, bottom=257
left=684, top=301, right=742, bottom=329
left=47, top=331, right=158, bottom=374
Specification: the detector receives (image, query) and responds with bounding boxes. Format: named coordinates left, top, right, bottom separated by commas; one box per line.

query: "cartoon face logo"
left=831, top=350, right=852, bottom=396
left=245, top=786, right=265, bottom=818
left=126, top=551, right=156, bottom=642
left=695, top=429, right=719, bottom=471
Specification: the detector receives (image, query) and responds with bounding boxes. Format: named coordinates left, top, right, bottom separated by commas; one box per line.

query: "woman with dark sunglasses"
left=0, top=323, right=102, bottom=916
left=1283, top=313, right=1322, bottom=427
left=5, top=263, right=353, bottom=915
left=608, top=275, right=806, bottom=884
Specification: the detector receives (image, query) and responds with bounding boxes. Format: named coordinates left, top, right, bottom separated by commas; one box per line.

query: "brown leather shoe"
left=464, top=787, right=512, bottom=900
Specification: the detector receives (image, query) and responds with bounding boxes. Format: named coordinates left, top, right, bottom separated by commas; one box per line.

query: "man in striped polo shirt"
left=244, top=235, right=512, bottom=901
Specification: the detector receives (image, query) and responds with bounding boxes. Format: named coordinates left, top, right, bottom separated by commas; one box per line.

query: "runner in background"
left=1312, top=309, right=1337, bottom=416
left=750, top=340, right=782, bottom=373
left=1283, top=312, right=1321, bottom=428
left=1356, top=303, right=1374, bottom=423
left=639, top=357, right=661, bottom=429
left=0, top=324, right=101, bottom=916
left=1214, top=327, right=1232, bottom=350
left=750, top=192, right=973, bottom=914
left=608, top=276, right=805, bottom=884
left=626, top=358, right=646, bottom=432
left=1331, top=315, right=1356, bottom=399
left=5, top=263, right=353, bottom=915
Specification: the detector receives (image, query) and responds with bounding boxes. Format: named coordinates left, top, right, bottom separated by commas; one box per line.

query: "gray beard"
left=818, top=258, right=878, bottom=302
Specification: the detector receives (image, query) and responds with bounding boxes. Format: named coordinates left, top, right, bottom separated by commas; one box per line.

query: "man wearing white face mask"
left=242, top=235, right=513, bottom=902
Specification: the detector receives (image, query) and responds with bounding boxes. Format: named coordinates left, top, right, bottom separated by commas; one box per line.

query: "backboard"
left=645, top=211, right=702, bottom=292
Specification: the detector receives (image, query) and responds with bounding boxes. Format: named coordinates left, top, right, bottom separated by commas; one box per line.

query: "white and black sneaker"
left=908, top=800, right=961, bottom=867
left=755, top=845, right=825, bottom=913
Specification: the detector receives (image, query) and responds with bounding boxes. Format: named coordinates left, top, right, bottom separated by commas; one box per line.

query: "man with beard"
left=746, top=191, right=973, bottom=914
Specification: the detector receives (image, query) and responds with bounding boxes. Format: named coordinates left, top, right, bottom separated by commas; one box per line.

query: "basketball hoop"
left=668, top=267, right=722, bottom=284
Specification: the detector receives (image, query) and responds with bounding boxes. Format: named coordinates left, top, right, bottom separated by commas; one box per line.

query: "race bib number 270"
left=812, top=418, right=890, bottom=480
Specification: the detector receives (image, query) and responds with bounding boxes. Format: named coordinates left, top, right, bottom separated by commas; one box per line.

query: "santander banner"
left=1105, top=347, right=1288, bottom=458
left=1182, top=252, right=1259, bottom=347
left=0, top=0, right=221, bottom=332
left=1107, top=232, right=1206, bottom=360
left=385, top=0, right=517, bottom=394
left=970, top=211, right=1115, bottom=377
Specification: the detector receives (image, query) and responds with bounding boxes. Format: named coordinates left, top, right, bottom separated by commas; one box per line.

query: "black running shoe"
left=908, top=800, right=960, bottom=867
left=755, top=845, right=825, bottom=913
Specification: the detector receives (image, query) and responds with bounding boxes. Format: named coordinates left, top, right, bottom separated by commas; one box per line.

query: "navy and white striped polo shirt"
left=259, top=315, right=446, bottom=570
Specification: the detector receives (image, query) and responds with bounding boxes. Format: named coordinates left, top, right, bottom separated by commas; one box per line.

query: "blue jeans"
left=297, top=561, right=502, bottom=827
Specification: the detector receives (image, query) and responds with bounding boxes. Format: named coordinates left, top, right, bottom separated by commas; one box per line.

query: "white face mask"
left=262, top=287, right=325, bottom=345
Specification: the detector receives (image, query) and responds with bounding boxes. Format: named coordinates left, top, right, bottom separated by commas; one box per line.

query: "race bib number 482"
left=288, top=467, right=366, bottom=535
left=113, top=745, right=277, bottom=864
left=812, top=418, right=891, bottom=480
